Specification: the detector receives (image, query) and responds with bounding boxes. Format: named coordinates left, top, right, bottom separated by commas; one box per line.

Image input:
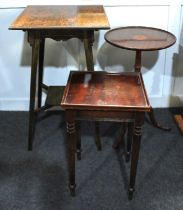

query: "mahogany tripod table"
left=105, top=26, right=176, bottom=132
left=9, top=5, right=110, bottom=150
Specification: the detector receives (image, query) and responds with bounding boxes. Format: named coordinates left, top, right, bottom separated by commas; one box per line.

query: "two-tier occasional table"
left=105, top=26, right=176, bottom=132
left=9, top=5, right=110, bottom=150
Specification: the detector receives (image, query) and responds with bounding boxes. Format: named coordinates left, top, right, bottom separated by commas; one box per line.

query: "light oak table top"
left=9, top=5, right=110, bottom=30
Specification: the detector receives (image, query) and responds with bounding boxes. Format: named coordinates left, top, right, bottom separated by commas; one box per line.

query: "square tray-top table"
left=61, top=71, right=151, bottom=199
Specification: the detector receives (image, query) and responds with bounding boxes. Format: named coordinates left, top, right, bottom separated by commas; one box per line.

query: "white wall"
left=0, top=0, right=182, bottom=110
left=171, top=1, right=183, bottom=106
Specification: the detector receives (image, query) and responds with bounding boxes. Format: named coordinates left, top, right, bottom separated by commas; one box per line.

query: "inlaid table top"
left=61, top=71, right=150, bottom=111
left=9, top=5, right=110, bottom=30
left=105, top=26, right=176, bottom=51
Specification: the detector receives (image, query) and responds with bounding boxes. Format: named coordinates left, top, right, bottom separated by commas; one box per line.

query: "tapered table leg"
left=126, top=122, right=133, bottom=162
left=83, top=31, right=94, bottom=71
left=38, top=38, right=45, bottom=108
left=76, top=122, right=81, bottom=160
left=28, top=38, right=40, bottom=151
left=112, top=122, right=127, bottom=150
left=66, top=111, right=76, bottom=196
left=84, top=31, right=102, bottom=150
left=128, top=115, right=144, bottom=200
left=94, top=121, right=102, bottom=151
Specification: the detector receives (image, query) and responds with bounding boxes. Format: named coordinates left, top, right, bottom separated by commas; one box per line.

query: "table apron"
left=27, top=29, right=94, bottom=43
left=73, top=110, right=145, bottom=122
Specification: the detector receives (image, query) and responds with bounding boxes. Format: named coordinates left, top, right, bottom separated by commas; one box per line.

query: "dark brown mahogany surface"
left=62, top=71, right=150, bottom=111
left=61, top=71, right=150, bottom=199
left=105, top=26, right=176, bottom=51
left=105, top=26, right=176, bottom=131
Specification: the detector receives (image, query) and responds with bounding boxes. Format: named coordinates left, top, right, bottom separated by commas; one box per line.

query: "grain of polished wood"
left=105, top=26, right=176, bottom=51
left=62, top=71, right=150, bottom=111
left=10, top=5, right=109, bottom=30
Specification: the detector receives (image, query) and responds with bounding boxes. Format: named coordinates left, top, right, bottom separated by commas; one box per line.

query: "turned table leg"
left=128, top=114, right=144, bottom=200
left=126, top=122, right=133, bottom=162
left=66, top=110, right=76, bottom=196
left=76, top=122, right=82, bottom=160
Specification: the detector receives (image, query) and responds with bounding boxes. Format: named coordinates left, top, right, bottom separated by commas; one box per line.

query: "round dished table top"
left=104, top=26, right=176, bottom=51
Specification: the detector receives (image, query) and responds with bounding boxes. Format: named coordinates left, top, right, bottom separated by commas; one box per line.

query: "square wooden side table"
left=9, top=5, right=110, bottom=150
left=61, top=71, right=151, bottom=199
